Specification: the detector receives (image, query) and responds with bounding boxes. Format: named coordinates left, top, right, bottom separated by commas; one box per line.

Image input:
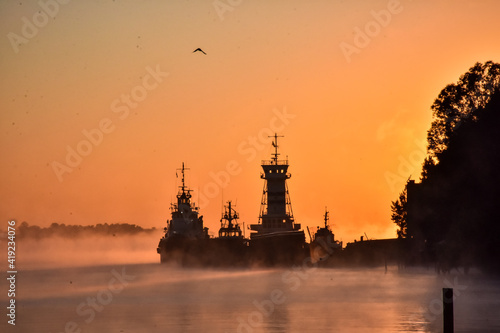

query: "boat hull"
left=157, top=235, right=248, bottom=267
left=249, top=230, right=307, bottom=266
left=309, top=238, right=342, bottom=266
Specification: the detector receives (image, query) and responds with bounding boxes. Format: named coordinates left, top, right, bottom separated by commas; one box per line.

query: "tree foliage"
left=391, top=179, right=408, bottom=238
left=407, top=84, right=500, bottom=271
left=391, top=61, right=500, bottom=272
left=426, top=61, right=500, bottom=165
left=16, top=222, right=157, bottom=239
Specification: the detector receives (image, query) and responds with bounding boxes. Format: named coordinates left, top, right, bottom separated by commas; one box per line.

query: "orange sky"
left=1, top=0, right=500, bottom=243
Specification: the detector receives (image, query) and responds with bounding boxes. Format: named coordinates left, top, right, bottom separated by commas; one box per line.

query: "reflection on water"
left=2, top=263, right=500, bottom=333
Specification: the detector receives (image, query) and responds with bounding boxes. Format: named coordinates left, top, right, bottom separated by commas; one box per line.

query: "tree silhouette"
left=425, top=61, right=500, bottom=167
left=391, top=178, right=409, bottom=238
left=393, top=61, right=500, bottom=272
left=16, top=222, right=157, bottom=239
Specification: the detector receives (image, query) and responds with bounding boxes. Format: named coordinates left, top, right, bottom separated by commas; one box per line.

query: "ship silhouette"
left=248, top=134, right=307, bottom=265
left=156, top=163, right=211, bottom=266
left=157, top=134, right=308, bottom=266
left=308, top=209, right=342, bottom=265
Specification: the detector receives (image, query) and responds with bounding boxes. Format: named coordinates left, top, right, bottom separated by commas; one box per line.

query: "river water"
left=3, top=262, right=500, bottom=333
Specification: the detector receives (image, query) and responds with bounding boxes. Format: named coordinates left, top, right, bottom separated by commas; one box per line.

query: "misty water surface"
left=2, top=235, right=500, bottom=333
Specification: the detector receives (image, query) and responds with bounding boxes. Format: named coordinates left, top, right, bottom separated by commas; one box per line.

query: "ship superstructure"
left=211, top=200, right=248, bottom=266
left=218, top=200, right=243, bottom=240
left=157, top=163, right=209, bottom=264
left=249, top=134, right=306, bottom=265
left=157, top=136, right=312, bottom=266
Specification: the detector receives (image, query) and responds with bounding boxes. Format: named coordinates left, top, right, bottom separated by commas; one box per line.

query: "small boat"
left=210, top=200, right=248, bottom=266
left=309, top=209, right=342, bottom=264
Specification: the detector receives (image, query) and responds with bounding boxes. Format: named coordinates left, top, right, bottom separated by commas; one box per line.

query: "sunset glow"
left=2, top=0, right=500, bottom=243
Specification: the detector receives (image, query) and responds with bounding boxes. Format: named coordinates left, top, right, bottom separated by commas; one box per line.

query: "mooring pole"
left=443, top=288, right=454, bottom=333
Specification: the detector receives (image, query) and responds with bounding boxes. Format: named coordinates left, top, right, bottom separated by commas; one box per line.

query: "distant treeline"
left=13, top=222, right=158, bottom=239
left=391, top=61, right=500, bottom=274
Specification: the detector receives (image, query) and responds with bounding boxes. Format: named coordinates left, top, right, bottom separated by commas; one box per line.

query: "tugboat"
left=210, top=200, right=248, bottom=266
left=157, top=163, right=210, bottom=265
left=249, top=134, right=306, bottom=265
left=309, top=209, right=342, bottom=265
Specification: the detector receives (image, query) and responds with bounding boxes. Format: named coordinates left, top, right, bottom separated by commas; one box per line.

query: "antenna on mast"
left=324, top=207, right=329, bottom=228
left=268, top=133, right=284, bottom=164
left=177, top=162, right=190, bottom=194
left=221, top=189, right=224, bottom=214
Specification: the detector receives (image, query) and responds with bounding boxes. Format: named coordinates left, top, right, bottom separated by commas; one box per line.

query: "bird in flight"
left=193, top=48, right=206, bottom=55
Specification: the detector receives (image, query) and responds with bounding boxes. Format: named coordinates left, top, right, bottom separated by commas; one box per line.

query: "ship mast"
left=177, top=162, right=190, bottom=197
left=175, top=162, right=197, bottom=211
left=270, top=133, right=284, bottom=165
left=219, top=200, right=242, bottom=238
left=222, top=200, right=238, bottom=229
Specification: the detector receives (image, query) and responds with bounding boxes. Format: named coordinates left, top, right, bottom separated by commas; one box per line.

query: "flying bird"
left=193, top=48, right=206, bottom=55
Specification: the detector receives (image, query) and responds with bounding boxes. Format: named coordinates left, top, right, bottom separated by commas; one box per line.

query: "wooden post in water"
left=443, top=288, right=454, bottom=333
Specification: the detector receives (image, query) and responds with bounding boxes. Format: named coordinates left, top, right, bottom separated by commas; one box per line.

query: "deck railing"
left=261, top=159, right=288, bottom=165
